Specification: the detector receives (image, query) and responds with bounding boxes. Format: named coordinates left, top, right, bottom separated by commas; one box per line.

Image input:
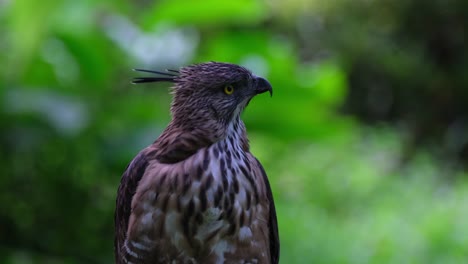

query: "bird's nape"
left=132, top=68, right=179, bottom=84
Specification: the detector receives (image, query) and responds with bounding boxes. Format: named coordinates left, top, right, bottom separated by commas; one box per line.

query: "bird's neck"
left=221, top=117, right=250, bottom=153
left=152, top=118, right=249, bottom=163
left=152, top=122, right=212, bottom=163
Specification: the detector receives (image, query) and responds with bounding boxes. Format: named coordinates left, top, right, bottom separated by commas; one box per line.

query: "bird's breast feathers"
left=123, top=134, right=271, bottom=263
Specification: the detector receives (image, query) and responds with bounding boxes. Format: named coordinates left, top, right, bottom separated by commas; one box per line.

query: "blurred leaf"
left=300, top=61, right=348, bottom=107
left=5, top=0, right=59, bottom=80
left=142, top=0, right=267, bottom=28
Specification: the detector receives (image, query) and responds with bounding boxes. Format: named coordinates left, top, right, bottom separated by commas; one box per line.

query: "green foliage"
left=1, top=0, right=467, bottom=263
left=142, top=0, right=267, bottom=27
left=263, top=131, right=468, bottom=263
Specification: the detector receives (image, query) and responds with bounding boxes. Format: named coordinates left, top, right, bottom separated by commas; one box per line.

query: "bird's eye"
left=224, top=85, right=234, bottom=95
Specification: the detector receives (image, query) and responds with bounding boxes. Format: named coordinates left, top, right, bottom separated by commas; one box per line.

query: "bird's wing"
left=115, top=146, right=198, bottom=263
left=252, top=157, right=280, bottom=264
left=114, top=150, right=149, bottom=264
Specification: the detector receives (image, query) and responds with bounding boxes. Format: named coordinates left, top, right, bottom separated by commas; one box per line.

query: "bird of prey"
left=114, top=62, right=279, bottom=264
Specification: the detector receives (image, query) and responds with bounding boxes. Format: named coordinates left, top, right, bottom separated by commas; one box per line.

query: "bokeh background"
left=2, top=0, right=468, bottom=263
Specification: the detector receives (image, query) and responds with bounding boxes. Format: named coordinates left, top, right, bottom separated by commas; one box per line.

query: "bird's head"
left=134, top=62, right=272, bottom=141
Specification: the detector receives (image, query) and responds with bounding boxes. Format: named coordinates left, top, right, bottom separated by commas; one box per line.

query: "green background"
left=1, top=0, right=468, bottom=263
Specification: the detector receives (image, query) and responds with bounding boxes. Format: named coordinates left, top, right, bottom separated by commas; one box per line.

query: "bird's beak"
left=254, top=77, right=273, bottom=97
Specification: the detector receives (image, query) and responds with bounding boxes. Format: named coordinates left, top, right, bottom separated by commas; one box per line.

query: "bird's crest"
left=132, top=68, right=179, bottom=84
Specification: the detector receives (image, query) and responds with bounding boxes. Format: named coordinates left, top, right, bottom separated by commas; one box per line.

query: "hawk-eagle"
left=114, top=62, right=279, bottom=264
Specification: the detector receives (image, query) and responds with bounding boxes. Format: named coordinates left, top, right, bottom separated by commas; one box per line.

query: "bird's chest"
left=129, top=141, right=270, bottom=263
left=179, top=144, right=261, bottom=241
left=174, top=145, right=267, bottom=262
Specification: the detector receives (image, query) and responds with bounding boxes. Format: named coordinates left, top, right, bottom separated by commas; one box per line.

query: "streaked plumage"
left=115, top=62, right=279, bottom=264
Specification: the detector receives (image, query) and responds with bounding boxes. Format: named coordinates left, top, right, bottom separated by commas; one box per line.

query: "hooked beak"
left=254, top=76, right=273, bottom=97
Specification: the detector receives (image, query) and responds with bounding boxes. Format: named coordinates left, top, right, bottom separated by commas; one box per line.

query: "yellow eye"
left=224, top=85, right=234, bottom=95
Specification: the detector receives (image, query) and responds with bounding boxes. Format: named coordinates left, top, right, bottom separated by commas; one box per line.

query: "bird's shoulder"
left=115, top=144, right=196, bottom=263
left=115, top=147, right=154, bottom=263
left=117, top=145, right=215, bottom=263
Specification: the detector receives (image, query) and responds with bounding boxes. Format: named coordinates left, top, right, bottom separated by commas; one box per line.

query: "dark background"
left=1, top=0, right=468, bottom=263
